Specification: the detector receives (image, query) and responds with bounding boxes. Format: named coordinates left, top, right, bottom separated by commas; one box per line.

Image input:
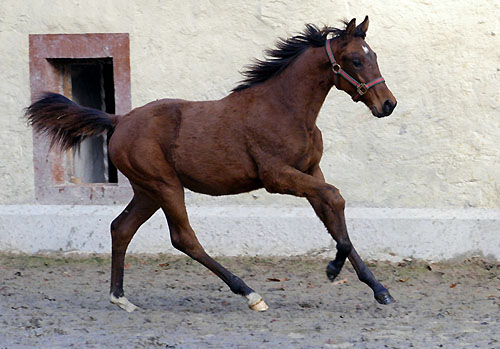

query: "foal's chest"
left=287, top=127, right=323, bottom=173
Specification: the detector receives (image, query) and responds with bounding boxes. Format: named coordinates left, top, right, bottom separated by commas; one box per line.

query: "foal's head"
left=328, top=16, right=397, bottom=117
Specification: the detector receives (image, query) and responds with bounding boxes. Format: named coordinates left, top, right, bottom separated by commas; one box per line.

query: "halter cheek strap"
left=325, top=39, right=385, bottom=101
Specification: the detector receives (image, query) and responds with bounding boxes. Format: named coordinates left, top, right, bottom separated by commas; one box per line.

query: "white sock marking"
left=110, top=293, right=139, bottom=313
left=246, top=292, right=269, bottom=311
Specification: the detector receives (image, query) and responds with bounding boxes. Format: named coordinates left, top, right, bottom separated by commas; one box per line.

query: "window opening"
left=48, top=58, right=118, bottom=184
left=29, top=33, right=131, bottom=204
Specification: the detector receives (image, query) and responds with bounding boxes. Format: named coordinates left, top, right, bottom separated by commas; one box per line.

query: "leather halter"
left=325, top=39, right=385, bottom=101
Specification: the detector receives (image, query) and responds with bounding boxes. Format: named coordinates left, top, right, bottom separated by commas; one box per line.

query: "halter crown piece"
left=325, top=39, right=385, bottom=101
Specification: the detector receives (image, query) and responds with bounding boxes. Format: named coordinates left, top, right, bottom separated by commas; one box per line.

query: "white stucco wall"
left=1, top=0, right=499, bottom=208
left=0, top=1, right=499, bottom=258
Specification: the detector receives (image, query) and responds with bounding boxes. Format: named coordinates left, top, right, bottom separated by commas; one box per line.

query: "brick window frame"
left=29, top=33, right=132, bottom=204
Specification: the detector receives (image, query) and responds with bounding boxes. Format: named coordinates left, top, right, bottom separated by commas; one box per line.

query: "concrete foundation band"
left=1, top=205, right=499, bottom=261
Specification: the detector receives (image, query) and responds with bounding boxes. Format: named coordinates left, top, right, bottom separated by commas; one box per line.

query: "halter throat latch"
left=325, top=39, right=385, bottom=101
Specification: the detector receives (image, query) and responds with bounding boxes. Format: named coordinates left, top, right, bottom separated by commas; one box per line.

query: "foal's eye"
left=352, top=59, right=362, bottom=68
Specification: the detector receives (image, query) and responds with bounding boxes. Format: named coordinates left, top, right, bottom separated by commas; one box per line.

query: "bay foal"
left=26, top=16, right=397, bottom=312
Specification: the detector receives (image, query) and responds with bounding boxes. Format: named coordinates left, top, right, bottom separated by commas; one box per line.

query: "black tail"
left=25, top=92, right=117, bottom=151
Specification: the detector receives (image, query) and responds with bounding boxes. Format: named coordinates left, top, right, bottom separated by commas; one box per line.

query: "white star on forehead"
left=362, top=45, right=370, bottom=55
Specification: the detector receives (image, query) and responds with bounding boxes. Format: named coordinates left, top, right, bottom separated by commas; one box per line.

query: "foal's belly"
left=178, top=171, right=263, bottom=196
left=172, top=139, right=263, bottom=196
left=171, top=122, right=263, bottom=195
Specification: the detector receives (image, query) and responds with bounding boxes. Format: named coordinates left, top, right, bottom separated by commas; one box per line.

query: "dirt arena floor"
left=1, top=254, right=499, bottom=348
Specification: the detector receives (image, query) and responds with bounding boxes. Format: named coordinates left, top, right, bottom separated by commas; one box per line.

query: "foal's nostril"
left=382, top=99, right=395, bottom=115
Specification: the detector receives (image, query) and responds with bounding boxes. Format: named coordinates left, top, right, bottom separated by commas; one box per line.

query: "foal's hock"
left=26, top=16, right=397, bottom=312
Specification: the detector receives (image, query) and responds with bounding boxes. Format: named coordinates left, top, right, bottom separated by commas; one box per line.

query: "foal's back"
left=109, top=95, right=263, bottom=195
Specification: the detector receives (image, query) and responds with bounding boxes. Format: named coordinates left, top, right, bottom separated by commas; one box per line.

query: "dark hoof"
left=325, top=261, right=341, bottom=281
left=375, top=291, right=395, bottom=305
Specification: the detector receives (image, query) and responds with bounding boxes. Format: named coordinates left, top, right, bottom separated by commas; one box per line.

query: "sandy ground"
left=0, top=254, right=499, bottom=348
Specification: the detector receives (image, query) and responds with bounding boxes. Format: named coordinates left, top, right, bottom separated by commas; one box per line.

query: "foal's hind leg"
left=110, top=188, right=159, bottom=312
left=152, top=178, right=268, bottom=311
left=307, top=167, right=394, bottom=304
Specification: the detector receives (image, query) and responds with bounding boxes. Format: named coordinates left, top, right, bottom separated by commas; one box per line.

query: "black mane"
left=232, top=22, right=365, bottom=92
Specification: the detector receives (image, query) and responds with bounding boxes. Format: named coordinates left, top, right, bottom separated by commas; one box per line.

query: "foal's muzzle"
left=372, top=99, right=397, bottom=118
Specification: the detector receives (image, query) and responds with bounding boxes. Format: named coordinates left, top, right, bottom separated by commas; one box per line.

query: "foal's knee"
left=324, top=186, right=345, bottom=211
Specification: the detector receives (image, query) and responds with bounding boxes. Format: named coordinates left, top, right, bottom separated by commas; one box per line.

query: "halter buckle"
left=357, top=83, right=368, bottom=95
left=332, top=64, right=341, bottom=74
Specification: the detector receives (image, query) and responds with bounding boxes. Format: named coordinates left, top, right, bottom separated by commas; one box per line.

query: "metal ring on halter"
left=332, top=64, right=341, bottom=73
left=357, top=83, right=368, bottom=95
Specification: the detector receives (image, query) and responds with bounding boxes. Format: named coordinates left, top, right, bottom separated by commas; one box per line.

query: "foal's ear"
left=358, top=15, right=369, bottom=35
left=345, top=18, right=356, bottom=37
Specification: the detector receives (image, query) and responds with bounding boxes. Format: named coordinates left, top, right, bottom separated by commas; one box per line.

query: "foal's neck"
left=269, top=45, right=334, bottom=131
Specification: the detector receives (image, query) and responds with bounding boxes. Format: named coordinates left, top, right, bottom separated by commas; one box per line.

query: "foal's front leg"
left=307, top=166, right=394, bottom=304
left=260, top=163, right=394, bottom=304
left=260, top=164, right=353, bottom=278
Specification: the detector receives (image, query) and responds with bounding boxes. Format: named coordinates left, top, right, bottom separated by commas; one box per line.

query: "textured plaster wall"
left=1, top=0, right=499, bottom=209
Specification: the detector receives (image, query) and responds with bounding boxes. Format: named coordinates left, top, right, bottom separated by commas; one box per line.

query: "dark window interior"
left=48, top=58, right=118, bottom=184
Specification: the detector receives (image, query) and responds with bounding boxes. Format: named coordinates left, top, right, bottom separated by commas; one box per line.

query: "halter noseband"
left=325, top=39, right=385, bottom=101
